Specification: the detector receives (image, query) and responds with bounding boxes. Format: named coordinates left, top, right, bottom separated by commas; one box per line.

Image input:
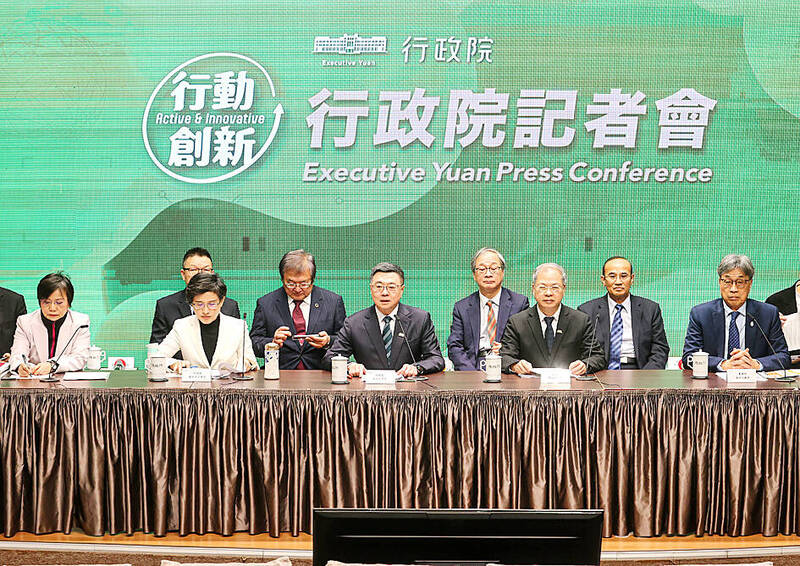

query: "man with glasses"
left=250, top=249, right=345, bottom=369
left=500, top=263, right=605, bottom=376
left=150, top=247, right=241, bottom=346
left=682, top=254, right=790, bottom=372
left=323, top=262, right=444, bottom=377
left=578, top=256, right=669, bottom=369
left=447, top=248, right=529, bottom=370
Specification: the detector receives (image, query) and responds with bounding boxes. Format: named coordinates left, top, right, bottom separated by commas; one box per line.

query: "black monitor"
left=313, top=508, right=604, bottom=566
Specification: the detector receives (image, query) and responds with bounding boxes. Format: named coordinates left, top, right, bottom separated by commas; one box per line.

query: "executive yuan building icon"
left=314, top=34, right=387, bottom=55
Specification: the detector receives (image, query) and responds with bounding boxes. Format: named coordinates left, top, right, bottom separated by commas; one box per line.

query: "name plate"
left=363, top=370, right=398, bottom=385
left=182, top=367, right=214, bottom=382
left=536, top=368, right=572, bottom=389
left=724, top=368, right=758, bottom=386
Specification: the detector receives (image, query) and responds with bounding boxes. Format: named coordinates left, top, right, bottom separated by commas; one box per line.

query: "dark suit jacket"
left=250, top=286, right=345, bottom=369
left=766, top=281, right=799, bottom=316
left=577, top=294, right=670, bottom=369
left=447, top=288, right=529, bottom=370
left=681, top=298, right=790, bottom=372
left=500, top=305, right=606, bottom=373
left=150, top=289, right=240, bottom=346
left=323, top=303, right=445, bottom=374
left=0, top=287, right=27, bottom=355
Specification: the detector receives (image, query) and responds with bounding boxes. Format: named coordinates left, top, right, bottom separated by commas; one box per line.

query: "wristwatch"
left=414, top=363, right=424, bottom=375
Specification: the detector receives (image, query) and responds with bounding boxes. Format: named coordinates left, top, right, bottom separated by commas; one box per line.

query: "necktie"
left=608, top=304, right=624, bottom=370
left=382, top=316, right=393, bottom=360
left=728, top=311, right=740, bottom=356
left=292, top=300, right=306, bottom=370
left=486, top=300, right=497, bottom=344
left=544, top=316, right=555, bottom=354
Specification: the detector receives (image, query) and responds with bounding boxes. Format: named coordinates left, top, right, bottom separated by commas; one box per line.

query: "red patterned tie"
left=292, top=300, right=306, bottom=370
left=486, top=300, right=497, bottom=345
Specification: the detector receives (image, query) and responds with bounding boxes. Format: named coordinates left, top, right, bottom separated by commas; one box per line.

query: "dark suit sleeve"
left=500, top=317, right=523, bottom=373
left=149, top=299, right=170, bottom=344
left=332, top=295, right=346, bottom=336
left=642, top=303, right=670, bottom=369
left=249, top=300, right=270, bottom=357
left=581, top=317, right=607, bottom=373
left=682, top=307, right=723, bottom=370
left=755, top=309, right=791, bottom=372
left=229, top=300, right=241, bottom=319
left=322, top=317, right=355, bottom=370
left=446, top=304, right=472, bottom=370
left=416, top=312, right=444, bottom=374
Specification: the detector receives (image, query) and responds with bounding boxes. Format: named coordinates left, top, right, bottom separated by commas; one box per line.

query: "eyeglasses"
left=183, top=267, right=214, bottom=274
left=284, top=280, right=312, bottom=289
left=371, top=283, right=401, bottom=293
left=534, top=284, right=564, bottom=293
left=720, top=278, right=751, bottom=288
left=603, top=273, right=631, bottom=281
left=191, top=301, right=220, bottom=310
left=41, top=299, right=66, bottom=307
left=474, top=265, right=503, bottom=274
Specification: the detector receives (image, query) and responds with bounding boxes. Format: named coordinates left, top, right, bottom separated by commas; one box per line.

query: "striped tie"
left=608, top=304, right=623, bottom=370
left=382, top=316, right=393, bottom=360
left=728, top=311, right=740, bottom=356
left=486, top=300, right=497, bottom=344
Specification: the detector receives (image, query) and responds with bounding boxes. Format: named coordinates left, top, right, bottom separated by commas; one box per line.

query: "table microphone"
left=232, top=313, right=253, bottom=381
left=395, top=317, right=428, bottom=382
left=575, top=314, right=600, bottom=381
left=747, top=312, right=793, bottom=382
left=40, top=323, right=89, bottom=383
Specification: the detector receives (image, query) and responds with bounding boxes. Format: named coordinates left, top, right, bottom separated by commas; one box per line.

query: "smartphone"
left=293, top=334, right=318, bottom=339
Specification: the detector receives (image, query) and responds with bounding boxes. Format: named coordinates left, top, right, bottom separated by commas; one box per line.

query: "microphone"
left=232, top=313, right=253, bottom=381
left=395, top=316, right=428, bottom=382
left=575, top=313, right=600, bottom=381
left=40, top=323, right=89, bottom=383
left=747, top=312, right=792, bottom=382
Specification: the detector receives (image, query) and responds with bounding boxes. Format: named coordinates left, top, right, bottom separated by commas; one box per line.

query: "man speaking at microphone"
left=323, top=262, right=444, bottom=377
left=682, top=254, right=790, bottom=372
left=500, top=263, right=605, bottom=376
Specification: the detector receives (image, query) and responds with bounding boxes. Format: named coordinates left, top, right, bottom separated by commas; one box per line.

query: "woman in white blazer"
left=158, top=272, right=258, bottom=374
left=10, top=272, right=90, bottom=376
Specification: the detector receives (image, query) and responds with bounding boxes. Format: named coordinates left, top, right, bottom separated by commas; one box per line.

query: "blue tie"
left=608, top=304, right=623, bottom=370
left=382, top=316, right=393, bottom=360
left=728, top=311, right=740, bottom=356
left=544, top=316, right=555, bottom=354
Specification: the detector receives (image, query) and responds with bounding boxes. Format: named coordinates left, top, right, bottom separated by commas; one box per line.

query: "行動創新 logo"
left=142, top=52, right=283, bottom=184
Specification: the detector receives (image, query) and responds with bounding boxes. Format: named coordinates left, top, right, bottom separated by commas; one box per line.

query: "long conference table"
left=1, top=369, right=799, bottom=540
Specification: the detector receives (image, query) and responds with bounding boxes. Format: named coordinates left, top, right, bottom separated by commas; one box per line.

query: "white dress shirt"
left=479, top=290, right=502, bottom=350
left=288, top=295, right=311, bottom=327
left=608, top=295, right=635, bottom=358
left=375, top=305, right=399, bottom=337
left=537, top=305, right=562, bottom=337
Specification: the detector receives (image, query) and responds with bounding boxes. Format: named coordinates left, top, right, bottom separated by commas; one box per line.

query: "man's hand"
left=510, top=359, right=534, bottom=375
left=1, top=353, right=9, bottom=362
left=721, top=348, right=760, bottom=370
left=347, top=362, right=366, bottom=377
left=273, top=326, right=292, bottom=348
left=169, top=361, right=187, bottom=374
left=569, top=360, right=587, bottom=375
left=305, top=331, right=330, bottom=349
left=397, top=363, right=419, bottom=378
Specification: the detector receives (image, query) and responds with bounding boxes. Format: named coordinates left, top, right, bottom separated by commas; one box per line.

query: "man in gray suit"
left=323, top=262, right=444, bottom=377
left=578, top=256, right=669, bottom=369
left=500, top=263, right=605, bottom=375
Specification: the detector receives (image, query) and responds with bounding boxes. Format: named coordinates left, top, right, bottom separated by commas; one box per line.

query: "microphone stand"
left=575, top=314, right=600, bottom=381
left=40, top=323, right=89, bottom=383
left=232, top=313, right=254, bottom=381
left=395, top=317, right=428, bottom=382
left=747, top=312, right=794, bottom=382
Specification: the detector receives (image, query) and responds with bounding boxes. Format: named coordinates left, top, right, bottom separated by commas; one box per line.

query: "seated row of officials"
left=0, top=248, right=792, bottom=376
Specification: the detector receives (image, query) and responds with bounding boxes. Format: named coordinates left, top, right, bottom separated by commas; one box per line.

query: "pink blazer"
left=9, top=309, right=91, bottom=372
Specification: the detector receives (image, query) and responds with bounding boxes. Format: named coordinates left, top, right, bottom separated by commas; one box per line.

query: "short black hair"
left=279, top=249, right=316, bottom=281
left=185, top=272, right=227, bottom=304
left=37, top=272, right=74, bottom=304
left=183, top=247, right=212, bottom=266
left=370, top=262, right=405, bottom=283
left=602, top=256, right=633, bottom=276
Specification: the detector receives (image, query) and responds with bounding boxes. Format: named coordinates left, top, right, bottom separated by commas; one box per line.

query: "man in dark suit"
left=501, top=263, right=606, bottom=375
left=578, top=256, right=669, bottom=370
left=0, top=286, right=27, bottom=357
left=150, top=247, right=240, bottom=345
left=682, top=254, right=790, bottom=372
left=323, top=262, right=444, bottom=377
left=250, top=249, right=345, bottom=369
left=766, top=279, right=798, bottom=317
left=447, top=247, right=529, bottom=370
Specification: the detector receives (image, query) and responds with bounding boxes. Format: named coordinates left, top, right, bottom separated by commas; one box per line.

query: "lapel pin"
left=557, top=329, right=563, bottom=334
left=398, top=332, right=405, bottom=338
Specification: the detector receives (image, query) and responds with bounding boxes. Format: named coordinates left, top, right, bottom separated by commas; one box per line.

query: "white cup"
left=145, top=355, right=167, bottom=379
left=480, top=353, right=502, bottom=383
left=687, top=350, right=709, bottom=378
left=331, top=354, right=348, bottom=384
left=87, top=346, right=106, bottom=370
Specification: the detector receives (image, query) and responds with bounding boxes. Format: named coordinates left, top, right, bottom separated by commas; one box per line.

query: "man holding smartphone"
left=250, top=250, right=346, bottom=369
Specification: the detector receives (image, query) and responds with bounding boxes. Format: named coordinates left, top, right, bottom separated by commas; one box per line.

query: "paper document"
left=63, top=372, right=110, bottom=381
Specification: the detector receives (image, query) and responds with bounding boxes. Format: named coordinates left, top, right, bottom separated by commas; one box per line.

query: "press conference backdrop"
left=1, top=1, right=797, bottom=366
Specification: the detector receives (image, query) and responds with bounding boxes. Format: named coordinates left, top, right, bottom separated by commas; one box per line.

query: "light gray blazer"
left=10, top=309, right=90, bottom=372
left=158, top=313, right=258, bottom=371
